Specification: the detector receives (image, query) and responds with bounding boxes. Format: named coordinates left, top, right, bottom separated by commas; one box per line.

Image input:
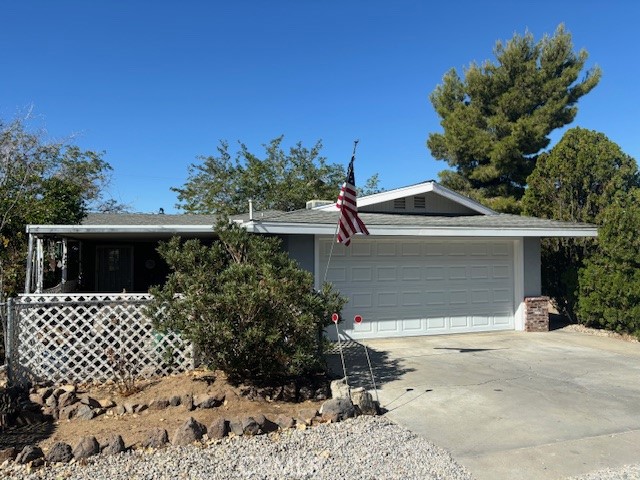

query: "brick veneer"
left=524, top=296, right=550, bottom=332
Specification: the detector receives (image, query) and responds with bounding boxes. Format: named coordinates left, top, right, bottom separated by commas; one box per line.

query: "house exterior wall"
left=279, top=234, right=315, bottom=275
left=523, top=237, right=542, bottom=297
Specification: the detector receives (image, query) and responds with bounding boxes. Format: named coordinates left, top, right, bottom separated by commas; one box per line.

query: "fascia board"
left=431, top=184, right=497, bottom=215
left=243, top=222, right=598, bottom=238
left=314, top=181, right=496, bottom=216
left=314, top=182, right=436, bottom=211
left=26, top=224, right=216, bottom=235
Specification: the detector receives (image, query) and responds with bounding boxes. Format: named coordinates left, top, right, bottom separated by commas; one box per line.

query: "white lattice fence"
left=11, top=294, right=194, bottom=384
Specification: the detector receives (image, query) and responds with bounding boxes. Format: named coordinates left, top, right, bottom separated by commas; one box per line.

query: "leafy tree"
left=522, top=127, right=639, bottom=318
left=578, top=189, right=640, bottom=336
left=148, top=221, right=346, bottom=383
left=0, top=115, right=117, bottom=299
left=428, top=24, right=601, bottom=212
left=174, top=136, right=380, bottom=215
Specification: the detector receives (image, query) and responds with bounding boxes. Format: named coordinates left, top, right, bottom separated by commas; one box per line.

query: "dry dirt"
left=35, top=370, right=325, bottom=451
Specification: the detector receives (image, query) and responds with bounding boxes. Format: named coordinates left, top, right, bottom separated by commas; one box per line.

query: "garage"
left=320, top=237, right=515, bottom=339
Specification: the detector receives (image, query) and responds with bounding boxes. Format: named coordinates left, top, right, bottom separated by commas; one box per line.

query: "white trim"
left=27, top=224, right=216, bottom=235
left=313, top=235, right=321, bottom=290
left=513, top=238, right=525, bottom=331
left=244, top=221, right=598, bottom=238
left=314, top=181, right=496, bottom=215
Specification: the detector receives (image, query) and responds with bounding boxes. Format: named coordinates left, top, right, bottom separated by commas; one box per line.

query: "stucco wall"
left=523, top=237, right=541, bottom=297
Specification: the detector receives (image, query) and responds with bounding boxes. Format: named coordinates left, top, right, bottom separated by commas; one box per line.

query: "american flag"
left=336, top=155, right=369, bottom=246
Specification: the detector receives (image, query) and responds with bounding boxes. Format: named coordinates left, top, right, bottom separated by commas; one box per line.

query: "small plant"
left=105, top=347, right=139, bottom=396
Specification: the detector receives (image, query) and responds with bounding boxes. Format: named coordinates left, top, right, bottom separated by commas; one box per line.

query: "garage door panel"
left=402, top=291, right=423, bottom=306
left=402, top=318, right=424, bottom=332
left=376, top=266, right=397, bottom=281
left=377, top=292, right=398, bottom=307
left=426, top=317, right=447, bottom=330
left=320, top=237, right=514, bottom=339
left=351, top=266, right=372, bottom=281
left=450, top=316, right=471, bottom=328
left=402, top=266, right=422, bottom=281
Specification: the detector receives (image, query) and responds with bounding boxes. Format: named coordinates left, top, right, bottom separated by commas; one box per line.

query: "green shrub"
left=578, top=190, right=640, bottom=336
left=148, top=220, right=346, bottom=383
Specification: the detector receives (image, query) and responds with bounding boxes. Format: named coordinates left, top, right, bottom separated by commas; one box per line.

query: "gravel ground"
left=566, top=464, right=640, bottom=480
left=0, top=416, right=473, bottom=480
left=2, top=416, right=637, bottom=479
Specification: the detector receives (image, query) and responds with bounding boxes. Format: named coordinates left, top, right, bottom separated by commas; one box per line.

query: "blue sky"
left=2, top=1, right=638, bottom=213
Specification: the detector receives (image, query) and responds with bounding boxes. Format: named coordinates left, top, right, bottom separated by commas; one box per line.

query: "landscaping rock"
left=123, top=401, right=139, bottom=414
left=113, top=404, right=126, bottom=415
left=28, top=392, right=45, bottom=406
left=275, top=415, right=295, bottom=430
left=297, top=407, right=319, bottom=426
left=314, top=384, right=330, bottom=401
left=320, top=398, right=357, bottom=422
left=241, top=416, right=261, bottom=436
left=351, top=387, right=377, bottom=415
left=101, top=434, right=126, bottom=455
left=74, top=404, right=95, bottom=421
left=141, top=428, right=169, bottom=449
left=149, top=398, right=170, bottom=410
left=172, top=417, right=207, bottom=445
left=207, top=418, right=229, bottom=439
left=45, top=394, right=57, bottom=409
left=253, top=413, right=277, bottom=433
left=79, top=395, right=102, bottom=409
left=169, top=395, right=181, bottom=407
left=57, top=391, right=77, bottom=408
left=36, top=386, right=54, bottom=401
left=194, top=393, right=223, bottom=409
left=298, top=384, right=314, bottom=401
left=282, top=382, right=297, bottom=402
left=181, top=393, right=194, bottom=411
left=58, top=403, right=79, bottom=420
left=45, top=442, right=73, bottom=463
left=330, top=378, right=350, bottom=400
left=0, top=447, right=17, bottom=463
left=15, top=445, right=44, bottom=465
left=228, top=418, right=244, bottom=436
left=134, top=403, right=148, bottom=413
left=98, top=398, right=116, bottom=409
left=73, top=436, right=100, bottom=460
left=58, top=384, right=76, bottom=394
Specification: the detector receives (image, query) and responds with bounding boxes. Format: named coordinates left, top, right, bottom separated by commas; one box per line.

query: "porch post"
left=61, top=238, right=68, bottom=291
left=24, top=233, right=34, bottom=293
left=36, top=237, right=44, bottom=293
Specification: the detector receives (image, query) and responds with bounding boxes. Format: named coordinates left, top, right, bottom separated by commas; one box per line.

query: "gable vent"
left=414, top=196, right=426, bottom=209
left=394, top=198, right=406, bottom=210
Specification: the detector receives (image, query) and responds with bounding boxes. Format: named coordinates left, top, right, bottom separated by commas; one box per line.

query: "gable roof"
left=315, top=181, right=496, bottom=216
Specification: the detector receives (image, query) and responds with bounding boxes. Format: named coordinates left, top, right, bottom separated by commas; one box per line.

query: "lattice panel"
left=13, top=294, right=194, bottom=384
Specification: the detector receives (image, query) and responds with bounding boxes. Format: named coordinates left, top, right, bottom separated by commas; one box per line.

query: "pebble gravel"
left=2, top=416, right=637, bottom=479
left=566, top=464, right=640, bottom=480
left=1, top=416, right=473, bottom=480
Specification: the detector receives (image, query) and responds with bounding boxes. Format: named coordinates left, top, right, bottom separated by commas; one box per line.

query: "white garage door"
left=320, top=237, right=515, bottom=339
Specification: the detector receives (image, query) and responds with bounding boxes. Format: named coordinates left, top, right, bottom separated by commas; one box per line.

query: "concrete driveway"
left=331, top=330, right=640, bottom=479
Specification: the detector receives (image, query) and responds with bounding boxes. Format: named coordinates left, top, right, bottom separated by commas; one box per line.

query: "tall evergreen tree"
left=522, top=127, right=639, bottom=318
left=428, top=24, right=601, bottom=212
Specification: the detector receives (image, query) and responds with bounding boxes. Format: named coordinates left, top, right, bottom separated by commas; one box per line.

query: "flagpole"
left=323, top=140, right=360, bottom=387
left=322, top=139, right=359, bottom=284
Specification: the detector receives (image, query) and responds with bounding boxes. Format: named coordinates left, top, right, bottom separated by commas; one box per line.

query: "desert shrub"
left=148, top=221, right=346, bottom=383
